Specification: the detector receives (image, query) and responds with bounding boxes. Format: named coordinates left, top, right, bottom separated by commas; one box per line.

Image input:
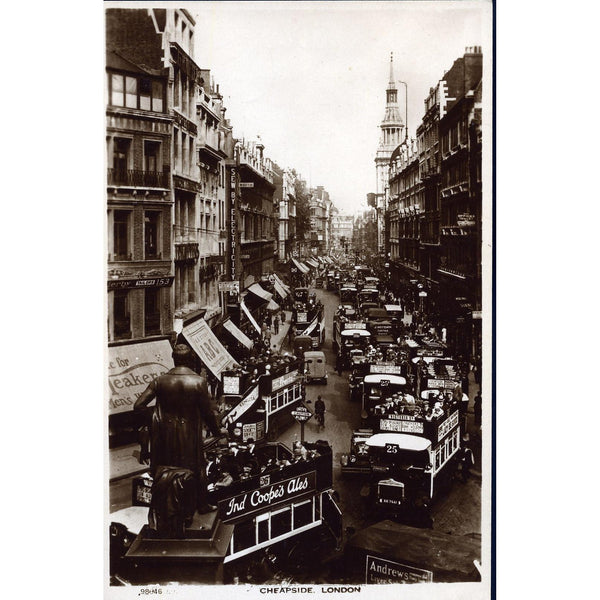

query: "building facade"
left=106, top=9, right=175, bottom=343
left=237, top=139, right=276, bottom=286
left=272, top=165, right=297, bottom=263
left=330, top=209, right=354, bottom=252
left=437, top=48, right=482, bottom=358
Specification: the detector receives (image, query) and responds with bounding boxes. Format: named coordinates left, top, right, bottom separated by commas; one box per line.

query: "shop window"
left=113, top=290, right=131, bottom=340
left=144, top=212, right=160, bottom=259
left=271, top=507, right=292, bottom=539
left=293, top=500, right=313, bottom=529
left=145, top=288, right=161, bottom=335
left=113, top=210, right=131, bottom=260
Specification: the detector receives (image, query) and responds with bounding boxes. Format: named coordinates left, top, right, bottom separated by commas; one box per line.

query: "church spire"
left=389, top=52, right=395, bottom=87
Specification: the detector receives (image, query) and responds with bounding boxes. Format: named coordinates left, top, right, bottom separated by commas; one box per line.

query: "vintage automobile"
left=304, top=350, right=328, bottom=384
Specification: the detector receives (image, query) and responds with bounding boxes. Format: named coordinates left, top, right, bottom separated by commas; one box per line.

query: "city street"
left=263, top=286, right=481, bottom=539
left=111, top=285, right=482, bottom=534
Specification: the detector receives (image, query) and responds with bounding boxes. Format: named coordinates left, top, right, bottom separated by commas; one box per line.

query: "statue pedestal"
left=124, top=509, right=234, bottom=584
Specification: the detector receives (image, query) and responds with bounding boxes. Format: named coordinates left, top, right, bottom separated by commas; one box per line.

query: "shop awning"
left=108, top=338, right=174, bottom=416
left=247, top=282, right=273, bottom=302
left=223, top=318, right=254, bottom=350
left=292, top=258, right=310, bottom=274
left=273, top=280, right=289, bottom=300
left=266, top=299, right=280, bottom=311
left=272, top=273, right=291, bottom=296
left=182, top=318, right=238, bottom=378
left=241, top=299, right=262, bottom=335
left=305, top=258, right=319, bottom=268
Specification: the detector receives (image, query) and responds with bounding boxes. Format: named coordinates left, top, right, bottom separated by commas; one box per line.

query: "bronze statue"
left=134, top=344, right=227, bottom=530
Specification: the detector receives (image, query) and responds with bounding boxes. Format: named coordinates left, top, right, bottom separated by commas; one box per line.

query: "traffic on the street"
left=110, top=255, right=482, bottom=585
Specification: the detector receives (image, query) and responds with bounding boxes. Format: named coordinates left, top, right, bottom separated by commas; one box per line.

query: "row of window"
left=227, top=497, right=317, bottom=560
left=270, top=382, right=303, bottom=414
left=111, top=288, right=161, bottom=339
left=109, top=209, right=161, bottom=262
left=433, top=427, right=460, bottom=473
left=108, top=73, right=165, bottom=113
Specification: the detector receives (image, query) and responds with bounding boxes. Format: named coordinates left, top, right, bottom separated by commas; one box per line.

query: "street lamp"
left=398, top=80, right=408, bottom=142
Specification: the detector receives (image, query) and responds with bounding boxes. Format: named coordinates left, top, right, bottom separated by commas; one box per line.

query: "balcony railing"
left=107, top=168, right=170, bottom=189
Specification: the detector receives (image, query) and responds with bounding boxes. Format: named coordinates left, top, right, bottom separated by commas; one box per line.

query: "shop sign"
left=457, top=213, right=476, bottom=227
left=380, top=419, right=424, bottom=434
left=218, top=471, right=317, bottom=522
left=272, top=369, right=299, bottom=392
left=437, top=410, right=459, bottom=441
left=107, top=277, right=174, bottom=290
left=218, top=281, right=240, bottom=294
left=417, top=348, right=445, bottom=357
left=366, top=555, right=433, bottom=584
left=107, top=338, right=174, bottom=415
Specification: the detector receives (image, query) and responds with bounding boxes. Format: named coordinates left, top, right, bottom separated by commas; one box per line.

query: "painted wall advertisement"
left=107, top=339, right=174, bottom=415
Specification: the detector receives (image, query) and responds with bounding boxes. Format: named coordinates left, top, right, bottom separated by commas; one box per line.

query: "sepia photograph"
left=104, top=1, right=493, bottom=596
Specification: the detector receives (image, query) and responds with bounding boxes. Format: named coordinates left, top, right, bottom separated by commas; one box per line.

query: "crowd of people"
left=205, top=438, right=329, bottom=500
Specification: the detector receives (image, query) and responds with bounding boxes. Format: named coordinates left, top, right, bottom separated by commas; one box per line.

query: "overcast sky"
left=192, top=1, right=491, bottom=214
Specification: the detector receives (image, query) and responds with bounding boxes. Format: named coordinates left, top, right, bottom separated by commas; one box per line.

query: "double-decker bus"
left=115, top=441, right=343, bottom=585
left=341, top=372, right=462, bottom=519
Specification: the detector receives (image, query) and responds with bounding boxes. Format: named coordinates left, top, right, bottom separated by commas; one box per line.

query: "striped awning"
left=240, top=299, right=261, bottom=335
left=305, top=258, right=319, bottom=268
left=292, top=258, right=310, bottom=274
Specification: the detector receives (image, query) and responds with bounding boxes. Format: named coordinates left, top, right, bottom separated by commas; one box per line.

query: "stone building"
left=106, top=8, right=175, bottom=343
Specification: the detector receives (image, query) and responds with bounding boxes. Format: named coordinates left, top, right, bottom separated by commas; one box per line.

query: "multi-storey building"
left=417, top=84, right=443, bottom=283
left=330, top=208, right=354, bottom=252
left=387, top=139, right=423, bottom=284
left=272, top=165, right=298, bottom=263
left=106, top=9, right=175, bottom=344
left=374, top=54, right=405, bottom=254
left=438, top=47, right=482, bottom=357
left=237, top=139, right=276, bottom=285
left=194, top=76, right=229, bottom=322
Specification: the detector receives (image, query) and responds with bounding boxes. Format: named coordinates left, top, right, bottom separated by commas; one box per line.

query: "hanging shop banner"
left=223, top=318, right=254, bottom=350
left=302, top=315, right=320, bottom=336
left=223, top=385, right=259, bottom=426
left=241, top=299, right=262, bottom=335
left=108, top=338, right=174, bottom=416
left=182, top=318, right=237, bottom=378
